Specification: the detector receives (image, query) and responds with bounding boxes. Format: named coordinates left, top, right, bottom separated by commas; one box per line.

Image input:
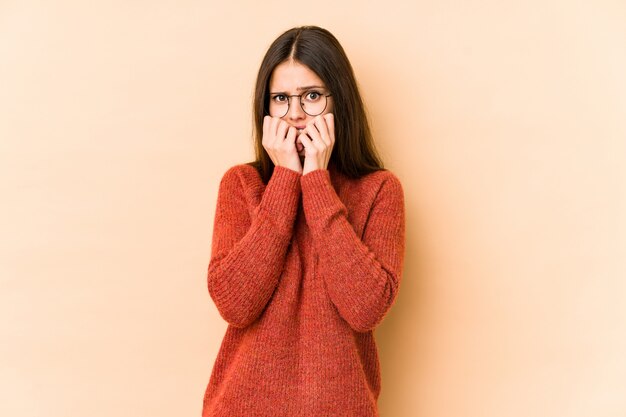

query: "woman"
left=202, top=25, right=406, bottom=417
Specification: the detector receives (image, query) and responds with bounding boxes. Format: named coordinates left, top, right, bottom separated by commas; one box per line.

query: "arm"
left=207, top=165, right=301, bottom=328
left=300, top=169, right=406, bottom=332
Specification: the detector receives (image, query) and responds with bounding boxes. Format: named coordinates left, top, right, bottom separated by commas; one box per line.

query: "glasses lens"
left=269, top=101, right=288, bottom=117
left=301, top=92, right=327, bottom=116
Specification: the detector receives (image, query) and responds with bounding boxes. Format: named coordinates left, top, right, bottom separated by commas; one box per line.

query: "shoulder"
left=336, top=168, right=404, bottom=213
left=221, top=163, right=259, bottom=179
left=358, top=168, right=404, bottom=199
left=372, top=168, right=403, bottom=187
left=360, top=169, right=405, bottom=217
left=219, top=163, right=262, bottom=188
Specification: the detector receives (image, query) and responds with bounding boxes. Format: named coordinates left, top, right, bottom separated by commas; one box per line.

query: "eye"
left=272, top=94, right=287, bottom=103
left=304, top=91, right=322, bottom=102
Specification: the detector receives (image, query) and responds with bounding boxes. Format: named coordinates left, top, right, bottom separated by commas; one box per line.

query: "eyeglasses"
left=268, top=89, right=332, bottom=117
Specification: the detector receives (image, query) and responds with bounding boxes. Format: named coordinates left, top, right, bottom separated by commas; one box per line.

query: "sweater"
left=202, top=159, right=406, bottom=417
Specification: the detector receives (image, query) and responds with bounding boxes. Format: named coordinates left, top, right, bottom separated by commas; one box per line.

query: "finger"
left=269, top=116, right=280, bottom=140
left=286, top=126, right=297, bottom=147
left=313, top=115, right=331, bottom=146
left=298, top=130, right=315, bottom=152
left=304, top=121, right=324, bottom=151
left=277, top=120, right=289, bottom=141
left=323, top=113, right=335, bottom=145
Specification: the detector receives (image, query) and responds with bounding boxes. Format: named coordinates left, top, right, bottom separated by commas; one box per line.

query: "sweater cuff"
left=300, top=168, right=343, bottom=227
left=260, top=165, right=302, bottom=234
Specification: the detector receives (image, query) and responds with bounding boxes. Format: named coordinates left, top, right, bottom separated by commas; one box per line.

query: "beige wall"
left=1, top=1, right=625, bottom=416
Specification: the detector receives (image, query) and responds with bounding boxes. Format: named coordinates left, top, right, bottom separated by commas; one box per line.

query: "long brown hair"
left=247, top=26, right=385, bottom=183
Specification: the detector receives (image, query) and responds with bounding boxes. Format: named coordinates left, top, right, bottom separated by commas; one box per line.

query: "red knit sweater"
left=202, top=160, right=406, bottom=417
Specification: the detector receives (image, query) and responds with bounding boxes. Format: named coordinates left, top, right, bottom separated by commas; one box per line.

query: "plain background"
left=1, top=1, right=625, bottom=416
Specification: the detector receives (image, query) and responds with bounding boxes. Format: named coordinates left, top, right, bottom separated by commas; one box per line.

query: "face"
left=268, top=60, right=333, bottom=156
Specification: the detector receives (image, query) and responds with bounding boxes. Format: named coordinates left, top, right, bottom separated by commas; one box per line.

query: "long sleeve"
left=300, top=168, right=406, bottom=332
left=207, top=165, right=301, bottom=328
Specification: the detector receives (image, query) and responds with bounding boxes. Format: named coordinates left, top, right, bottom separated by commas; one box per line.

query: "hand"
left=262, top=116, right=302, bottom=174
left=299, top=113, right=335, bottom=175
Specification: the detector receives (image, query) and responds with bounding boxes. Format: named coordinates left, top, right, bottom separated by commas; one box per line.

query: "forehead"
left=269, top=60, right=326, bottom=91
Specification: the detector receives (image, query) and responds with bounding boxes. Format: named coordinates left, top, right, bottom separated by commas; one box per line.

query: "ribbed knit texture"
left=202, top=159, right=406, bottom=417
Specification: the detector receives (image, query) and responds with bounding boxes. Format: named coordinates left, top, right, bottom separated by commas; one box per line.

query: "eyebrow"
left=269, top=85, right=326, bottom=94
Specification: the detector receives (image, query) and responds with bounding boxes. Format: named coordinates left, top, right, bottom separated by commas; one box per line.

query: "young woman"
left=202, top=25, right=406, bottom=417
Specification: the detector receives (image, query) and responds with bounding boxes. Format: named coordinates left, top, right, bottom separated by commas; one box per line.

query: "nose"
left=286, top=97, right=306, bottom=121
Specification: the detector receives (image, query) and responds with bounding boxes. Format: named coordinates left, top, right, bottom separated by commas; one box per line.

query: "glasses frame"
left=267, top=91, right=333, bottom=118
